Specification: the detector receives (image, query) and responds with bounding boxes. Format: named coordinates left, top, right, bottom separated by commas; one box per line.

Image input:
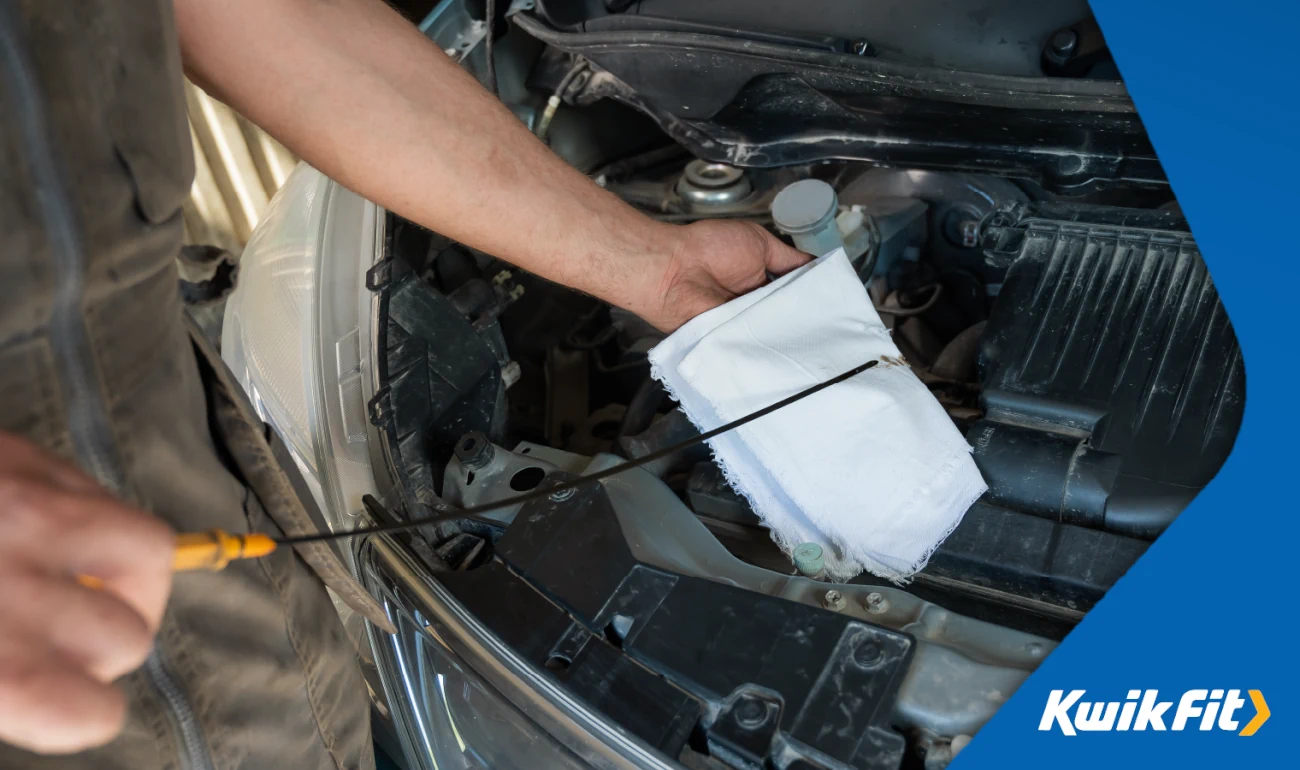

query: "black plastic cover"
left=437, top=474, right=915, bottom=770
left=974, top=204, right=1244, bottom=539
left=369, top=218, right=506, bottom=501
left=537, top=0, right=1092, bottom=78
left=516, top=11, right=1156, bottom=194
left=922, top=204, right=1244, bottom=622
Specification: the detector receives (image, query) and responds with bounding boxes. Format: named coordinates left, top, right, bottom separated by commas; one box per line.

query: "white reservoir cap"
left=771, top=179, right=838, bottom=235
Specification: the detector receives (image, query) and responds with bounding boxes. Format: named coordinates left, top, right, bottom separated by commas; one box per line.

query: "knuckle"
left=0, top=475, right=31, bottom=505
left=62, top=592, right=154, bottom=678
left=83, top=592, right=149, bottom=641
left=0, top=654, right=47, bottom=698
left=0, top=477, right=50, bottom=533
left=18, top=686, right=127, bottom=755
left=75, top=496, right=172, bottom=555
left=82, top=692, right=129, bottom=748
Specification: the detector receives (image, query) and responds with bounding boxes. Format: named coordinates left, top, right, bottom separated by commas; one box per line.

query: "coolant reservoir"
left=771, top=179, right=844, bottom=257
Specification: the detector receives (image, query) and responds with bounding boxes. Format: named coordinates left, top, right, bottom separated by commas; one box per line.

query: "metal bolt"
left=454, top=431, right=495, bottom=471
left=549, top=487, right=576, bottom=502
left=959, top=219, right=980, bottom=248
left=822, top=590, right=846, bottom=611
left=1050, top=29, right=1079, bottom=58
left=853, top=641, right=884, bottom=669
left=735, top=697, right=768, bottom=729
left=864, top=592, right=889, bottom=614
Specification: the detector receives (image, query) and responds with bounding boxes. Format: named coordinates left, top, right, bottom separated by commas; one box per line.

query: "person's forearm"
left=175, top=0, right=680, bottom=316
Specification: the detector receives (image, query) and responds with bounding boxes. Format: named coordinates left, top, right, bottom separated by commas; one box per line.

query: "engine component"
left=861, top=197, right=928, bottom=280
left=835, top=206, right=874, bottom=269
left=771, top=178, right=843, bottom=257
left=430, top=441, right=1052, bottom=744
left=536, top=0, right=1094, bottom=77
left=792, top=542, right=826, bottom=578
left=973, top=203, right=1244, bottom=539
left=675, top=159, right=752, bottom=209
left=517, top=11, right=1157, bottom=194
left=836, top=168, right=1025, bottom=282
left=671, top=201, right=1241, bottom=633
left=918, top=203, right=1243, bottom=627
left=368, top=220, right=509, bottom=502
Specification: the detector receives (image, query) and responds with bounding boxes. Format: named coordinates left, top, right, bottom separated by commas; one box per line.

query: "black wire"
left=553, top=59, right=587, bottom=99
left=276, top=359, right=879, bottom=546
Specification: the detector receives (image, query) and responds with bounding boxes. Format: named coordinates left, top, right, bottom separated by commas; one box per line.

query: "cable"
left=276, top=359, right=880, bottom=546
left=535, top=60, right=587, bottom=141
left=874, top=283, right=943, bottom=318
left=591, top=144, right=689, bottom=182
left=484, top=0, right=498, bottom=95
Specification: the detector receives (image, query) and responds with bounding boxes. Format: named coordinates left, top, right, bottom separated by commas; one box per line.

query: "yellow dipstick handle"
left=77, top=530, right=278, bottom=589
left=172, top=530, right=278, bottom=571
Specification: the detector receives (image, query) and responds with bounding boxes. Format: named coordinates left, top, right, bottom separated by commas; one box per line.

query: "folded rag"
left=649, top=249, right=987, bottom=582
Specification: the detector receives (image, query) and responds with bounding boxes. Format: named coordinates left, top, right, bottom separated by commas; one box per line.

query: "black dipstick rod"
left=277, top=359, right=879, bottom=546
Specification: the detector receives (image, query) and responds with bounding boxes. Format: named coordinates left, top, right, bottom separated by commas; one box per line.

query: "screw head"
left=864, top=592, right=889, bottom=614
left=823, top=590, right=846, bottom=611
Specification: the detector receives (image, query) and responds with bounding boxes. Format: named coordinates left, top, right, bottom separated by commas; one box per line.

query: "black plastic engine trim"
left=435, top=473, right=916, bottom=770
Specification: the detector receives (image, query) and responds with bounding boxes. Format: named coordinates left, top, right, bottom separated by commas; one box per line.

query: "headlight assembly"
left=222, top=165, right=382, bottom=530
left=223, top=168, right=668, bottom=770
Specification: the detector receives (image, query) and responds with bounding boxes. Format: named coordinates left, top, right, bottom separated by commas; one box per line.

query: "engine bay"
left=369, top=126, right=1242, bottom=638
left=355, top=8, right=1245, bottom=764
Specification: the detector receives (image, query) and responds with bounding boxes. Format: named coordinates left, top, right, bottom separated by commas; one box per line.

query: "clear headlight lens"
left=222, top=164, right=380, bottom=528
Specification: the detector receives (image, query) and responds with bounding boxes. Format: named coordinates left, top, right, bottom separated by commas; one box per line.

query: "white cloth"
left=649, top=249, right=987, bottom=582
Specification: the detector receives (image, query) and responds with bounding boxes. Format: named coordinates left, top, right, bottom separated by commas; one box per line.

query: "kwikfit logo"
left=1039, top=689, right=1270, bottom=736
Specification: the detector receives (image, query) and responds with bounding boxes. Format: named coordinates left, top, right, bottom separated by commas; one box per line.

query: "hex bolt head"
left=864, top=592, right=889, bottom=614
left=735, top=697, right=768, bottom=729
left=454, top=431, right=494, bottom=471
left=822, top=590, right=846, bottom=611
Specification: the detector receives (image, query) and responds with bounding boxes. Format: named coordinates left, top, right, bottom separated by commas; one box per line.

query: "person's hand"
left=0, top=433, right=174, bottom=754
left=637, top=220, right=811, bottom=332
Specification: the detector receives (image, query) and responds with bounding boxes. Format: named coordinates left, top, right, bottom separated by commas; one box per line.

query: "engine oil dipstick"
left=82, top=360, right=880, bottom=579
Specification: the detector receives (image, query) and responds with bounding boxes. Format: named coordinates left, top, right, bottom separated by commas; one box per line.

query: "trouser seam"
left=247, top=488, right=348, bottom=770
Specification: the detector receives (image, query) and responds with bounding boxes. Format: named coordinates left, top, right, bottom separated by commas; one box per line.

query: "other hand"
left=0, top=433, right=174, bottom=754
left=637, top=220, right=811, bottom=332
